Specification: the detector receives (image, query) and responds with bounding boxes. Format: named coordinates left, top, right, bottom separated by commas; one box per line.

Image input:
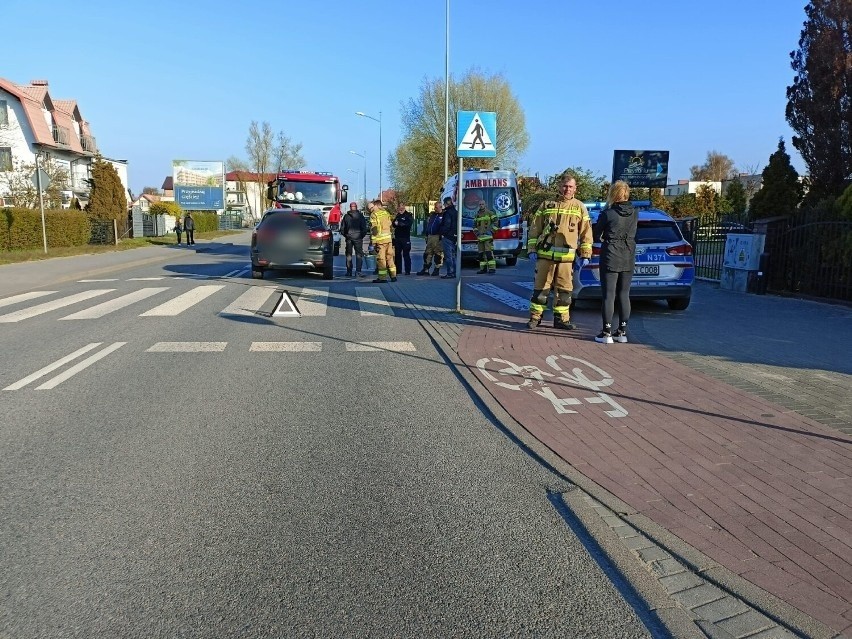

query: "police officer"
left=368, top=199, right=397, bottom=283
left=526, top=176, right=593, bottom=330
left=392, top=203, right=414, bottom=275
left=474, top=200, right=498, bottom=274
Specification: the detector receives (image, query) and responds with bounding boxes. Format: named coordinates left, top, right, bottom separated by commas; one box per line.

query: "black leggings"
left=602, top=270, right=633, bottom=327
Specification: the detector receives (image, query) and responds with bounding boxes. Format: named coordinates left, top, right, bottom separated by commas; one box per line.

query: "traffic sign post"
left=33, top=156, right=50, bottom=254
left=455, top=111, right=497, bottom=311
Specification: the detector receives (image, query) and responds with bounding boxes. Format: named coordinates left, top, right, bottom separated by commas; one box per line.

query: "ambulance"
left=439, top=169, right=523, bottom=266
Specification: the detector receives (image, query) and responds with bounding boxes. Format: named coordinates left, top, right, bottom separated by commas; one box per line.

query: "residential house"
left=0, top=77, right=129, bottom=208
left=160, top=176, right=174, bottom=202
left=664, top=179, right=723, bottom=199
left=225, top=171, right=273, bottom=221
left=130, top=192, right=161, bottom=212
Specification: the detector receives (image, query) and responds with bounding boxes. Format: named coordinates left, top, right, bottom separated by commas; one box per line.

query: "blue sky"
left=4, top=0, right=808, bottom=197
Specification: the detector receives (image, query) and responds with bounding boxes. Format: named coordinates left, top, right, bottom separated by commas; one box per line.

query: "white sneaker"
left=595, top=331, right=613, bottom=344
left=612, top=329, right=628, bottom=343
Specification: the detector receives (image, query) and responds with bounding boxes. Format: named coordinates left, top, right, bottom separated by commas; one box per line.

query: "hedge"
left=1, top=208, right=92, bottom=251
left=148, top=203, right=217, bottom=232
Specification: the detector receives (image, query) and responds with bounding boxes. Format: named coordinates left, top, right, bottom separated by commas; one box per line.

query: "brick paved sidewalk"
left=388, top=265, right=852, bottom=637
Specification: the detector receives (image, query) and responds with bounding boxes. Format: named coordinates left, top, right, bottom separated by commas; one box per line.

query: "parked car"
left=250, top=209, right=334, bottom=280
left=573, top=204, right=694, bottom=310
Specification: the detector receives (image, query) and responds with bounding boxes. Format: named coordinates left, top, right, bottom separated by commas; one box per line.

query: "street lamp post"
left=347, top=168, right=362, bottom=204
left=349, top=150, right=367, bottom=205
left=355, top=111, right=382, bottom=199
left=445, top=0, right=450, bottom=182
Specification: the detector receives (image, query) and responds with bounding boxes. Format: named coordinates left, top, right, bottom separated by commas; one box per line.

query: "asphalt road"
left=0, top=235, right=653, bottom=638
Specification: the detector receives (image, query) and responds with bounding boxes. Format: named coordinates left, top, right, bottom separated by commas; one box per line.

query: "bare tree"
left=0, top=157, right=69, bottom=208
left=690, top=151, right=738, bottom=181
left=273, top=131, right=305, bottom=171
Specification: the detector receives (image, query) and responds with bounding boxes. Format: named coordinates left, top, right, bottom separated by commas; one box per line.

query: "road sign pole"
left=456, top=157, right=463, bottom=312
left=35, top=154, right=48, bottom=254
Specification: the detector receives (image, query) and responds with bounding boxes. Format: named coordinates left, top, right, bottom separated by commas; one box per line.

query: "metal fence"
left=763, top=213, right=852, bottom=302
left=690, top=214, right=753, bottom=282
left=219, top=212, right=244, bottom=230
left=89, top=218, right=117, bottom=245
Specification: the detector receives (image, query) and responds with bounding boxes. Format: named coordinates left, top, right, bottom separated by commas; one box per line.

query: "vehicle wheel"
left=333, top=241, right=340, bottom=256
left=505, top=256, right=518, bottom=267
left=667, top=297, right=690, bottom=310
left=251, top=268, right=265, bottom=280
left=322, top=261, right=334, bottom=280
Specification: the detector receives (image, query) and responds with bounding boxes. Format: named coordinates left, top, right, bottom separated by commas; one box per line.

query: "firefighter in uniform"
left=474, top=200, right=498, bottom=274
left=526, top=176, right=593, bottom=330
left=368, top=199, right=397, bottom=283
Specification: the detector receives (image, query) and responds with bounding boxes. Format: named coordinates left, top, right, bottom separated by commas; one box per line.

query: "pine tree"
left=786, top=0, right=852, bottom=201
left=749, top=139, right=803, bottom=220
left=725, top=179, right=747, bottom=215
left=87, top=158, right=127, bottom=224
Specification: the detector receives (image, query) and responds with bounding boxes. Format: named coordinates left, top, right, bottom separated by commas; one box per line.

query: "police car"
left=573, top=202, right=694, bottom=310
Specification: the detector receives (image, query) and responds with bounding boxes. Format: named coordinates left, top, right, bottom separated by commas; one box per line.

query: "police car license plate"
left=634, top=265, right=659, bottom=276
left=463, top=243, right=477, bottom=251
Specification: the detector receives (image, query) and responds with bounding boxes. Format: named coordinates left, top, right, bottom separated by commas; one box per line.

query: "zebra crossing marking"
left=356, top=287, right=394, bottom=316
left=78, top=279, right=119, bottom=283
left=140, top=285, right=226, bottom=317
left=345, top=341, right=416, bottom=352
left=4, top=342, right=103, bottom=390
left=35, top=342, right=126, bottom=390
left=250, top=342, right=323, bottom=352
left=147, top=342, right=228, bottom=352
left=0, top=291, right=56, bottom=309
left=127, top=277, right=165, bottom=281
left=0, top=289, right=115, bottom=323
left=296, top=287, right=329, bottom=316
left=60, top=287, right=169, bottom=320
left=468, top=282, right=530, bottom=311
left=220, top=286, right=277, bottom=317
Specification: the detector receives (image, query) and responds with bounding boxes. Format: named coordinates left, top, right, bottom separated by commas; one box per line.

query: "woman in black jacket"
left=592, top=180, right=637, bottom=344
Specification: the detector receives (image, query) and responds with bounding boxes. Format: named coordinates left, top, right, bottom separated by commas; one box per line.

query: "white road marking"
left=250, top=342, right=322, bottom=352
left=468, top=283, right=530, bottom=311
left=220, top=286, right=277, bottom=316
left=77, top=279, right=119, bottom=283
left=35, top=342, right=126, bottom=390
left=147, top=342, right=228, bottom=352
left=345, top=341, right=416, bottom=352
left=223, top=268, right=242, bottom=278
left=296, top=287, right=329, bottom=316
left=0, top=291, right=56, bottom=309
left=60, top=287, right=169, bottom=320
left=3, top=343, right=103, bottom=390
left=127, top=277, right=165, bottom=281
left=0, top=289, right=115, bottom=323
left=356, top=287, right=394, bottom=316
left=140, top=285, right=226, bottom=317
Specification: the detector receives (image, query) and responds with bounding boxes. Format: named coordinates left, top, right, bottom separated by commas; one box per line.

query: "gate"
left=219, top=211, right=243, bottom=230
left=692, top=215, right=752, bottom=281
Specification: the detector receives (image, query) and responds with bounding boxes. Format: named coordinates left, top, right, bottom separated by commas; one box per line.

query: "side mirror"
left=341, top=184, right=349, bottom=203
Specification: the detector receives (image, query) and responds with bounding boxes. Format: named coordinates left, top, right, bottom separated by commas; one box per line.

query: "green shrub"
left=192, top=211, right=218, bottom=232
left=1, top=208, right=91, bottom=251
left=149, top=201, right=183, bottom=217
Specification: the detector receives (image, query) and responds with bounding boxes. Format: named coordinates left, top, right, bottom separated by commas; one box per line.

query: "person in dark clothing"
left=416, top=201, right=444, bottom=276
left=592, top=180, right=637, bottom=344
left=339, top=202, right=368, bottom=276
left=184, top=212, right=196, bottom=245
left=439, top=197, right=458, bottom=278
left=392, top=203, right=414, bottom=275
left=173, top=218, right=183, bottom=245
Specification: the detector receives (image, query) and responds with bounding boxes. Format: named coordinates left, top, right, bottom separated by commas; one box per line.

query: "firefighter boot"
left=416, top=264, right=431, bottom=276
left=431, top=267, right=441, bottom=276
left=553, top=317, right=576, bottom=330
left=527, top=317, right=542, bottom=330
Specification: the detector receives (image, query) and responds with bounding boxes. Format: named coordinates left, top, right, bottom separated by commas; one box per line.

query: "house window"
left=0, top=100, right=8, bottom=127
left=0, top=147, right=12, bottom=172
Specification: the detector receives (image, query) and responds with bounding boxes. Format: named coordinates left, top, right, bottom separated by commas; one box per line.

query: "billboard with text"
left=612, top=150, right=669, bottom=188
left=173, top=160, right=225, bottom=210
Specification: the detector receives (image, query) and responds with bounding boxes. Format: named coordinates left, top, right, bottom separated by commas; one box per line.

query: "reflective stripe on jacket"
left=474, top=210, right=498, bottom=241
left=370, top=208, right=393, bottom=245
left=526, top=199, right=593, bottom=262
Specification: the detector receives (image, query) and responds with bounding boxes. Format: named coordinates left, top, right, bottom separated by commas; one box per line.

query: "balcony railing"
left=72, top=176, right=91, bottom=193
left=52, top=125, right=70, bottom=146
left=81, top=134, right=97, bottom=153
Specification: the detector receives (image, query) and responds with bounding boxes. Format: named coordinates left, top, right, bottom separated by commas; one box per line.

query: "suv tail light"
left=310, top=230, right=331, bottom=239
left=666, top=242, right=693, bottom=256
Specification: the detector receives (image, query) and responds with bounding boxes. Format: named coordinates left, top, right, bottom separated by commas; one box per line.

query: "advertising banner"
left=611, top=150, right=669, bottom=188
left=173, top=160, right=225, bottom=210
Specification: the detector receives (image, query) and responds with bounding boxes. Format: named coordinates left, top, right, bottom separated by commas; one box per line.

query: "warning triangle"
left=458, top=113, right=494, bottom=152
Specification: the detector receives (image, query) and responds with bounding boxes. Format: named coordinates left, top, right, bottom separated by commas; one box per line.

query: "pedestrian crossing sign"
left=457, top=111, right=496, bottom=158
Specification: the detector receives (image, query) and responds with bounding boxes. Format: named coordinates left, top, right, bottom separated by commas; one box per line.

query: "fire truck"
left=266, top=170, right=349, bottom=254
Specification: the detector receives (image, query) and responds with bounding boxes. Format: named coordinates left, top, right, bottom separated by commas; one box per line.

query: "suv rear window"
left=262, top=212, right=324, bottom=230
left=636, top=221, right=682, bottom=244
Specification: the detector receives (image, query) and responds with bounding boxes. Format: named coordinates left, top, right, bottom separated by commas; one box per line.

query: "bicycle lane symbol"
left=475, top=355, right=628, bottom=419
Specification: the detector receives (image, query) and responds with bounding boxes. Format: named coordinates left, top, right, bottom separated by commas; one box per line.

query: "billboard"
left=173, top=160, right=225, bottom=210
left=612, top=150, right=669, bottom=188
